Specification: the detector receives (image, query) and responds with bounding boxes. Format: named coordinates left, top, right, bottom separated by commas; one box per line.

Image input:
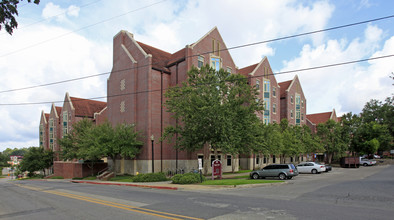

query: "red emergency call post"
left=212, top=159, right=222, bottom=180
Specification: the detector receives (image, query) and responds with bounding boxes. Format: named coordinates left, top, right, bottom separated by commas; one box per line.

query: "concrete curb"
left=70, top=180, right=178, bottom=190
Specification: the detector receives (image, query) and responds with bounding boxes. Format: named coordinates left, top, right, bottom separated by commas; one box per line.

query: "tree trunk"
left=259, top=153, right=263, bottom=169
left=203, top=145, right=209, bottom=175
left=112, top=157, right=117, bottom=177
left=231, top=154, right=236, bottom=173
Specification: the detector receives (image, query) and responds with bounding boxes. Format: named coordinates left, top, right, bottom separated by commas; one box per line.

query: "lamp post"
left=151, top=135, right=154, bottom=173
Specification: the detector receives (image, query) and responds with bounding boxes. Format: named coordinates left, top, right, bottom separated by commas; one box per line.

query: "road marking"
left=13, top=183, right=202, bottom=220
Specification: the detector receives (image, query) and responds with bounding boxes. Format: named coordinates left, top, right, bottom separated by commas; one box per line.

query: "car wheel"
left=279, top=173, right=286, bottom=180
left=287, top=176, right=293, bottom=180
left=311, top=169, right=317, bottom=174
left=252, top=173, right=259, bottom=179
left=363, top=163, right=367, bottom=167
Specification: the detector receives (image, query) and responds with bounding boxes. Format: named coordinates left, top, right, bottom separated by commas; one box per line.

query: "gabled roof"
left=278, top=80, right=291, bottom=98
left=137, top=41, right=172, bottom=72
left=306, top=112, right=332, bottom=125
left=55, top=106, right=62, bottom=118
left=70, top=97, right=107, bottom=118
left=239, top=63, right=258, bottom=77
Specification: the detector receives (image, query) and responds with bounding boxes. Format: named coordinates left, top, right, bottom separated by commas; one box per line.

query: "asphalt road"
left=0, top=165, right=393, bottom=220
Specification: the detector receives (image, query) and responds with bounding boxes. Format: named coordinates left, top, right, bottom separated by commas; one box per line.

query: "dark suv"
left=250, top=164, right=298, bottom=180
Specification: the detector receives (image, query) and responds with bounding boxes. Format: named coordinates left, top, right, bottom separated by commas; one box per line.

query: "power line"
left=1, top=53, right=393, bottom=106
left=1, top=14, right=394, bottom=94
left=0, top=0, right=168, bottom=58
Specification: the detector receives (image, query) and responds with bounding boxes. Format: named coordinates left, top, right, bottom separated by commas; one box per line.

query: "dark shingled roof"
left=70, top=97, right=107, bottom=118
left=306, top=112, right=332, bottom=125
left=239, top=63, right=258, bottom=77
left=137, top=41, right=172, bottom=72
left=55, top=106, right=62, bottom=117
left=278, top=80, right=292, bottom=98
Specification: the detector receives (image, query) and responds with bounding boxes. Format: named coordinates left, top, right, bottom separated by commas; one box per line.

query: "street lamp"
left=151, top=134, right=154, bottom=173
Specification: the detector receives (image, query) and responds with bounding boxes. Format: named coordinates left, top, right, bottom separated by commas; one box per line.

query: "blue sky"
left=0, top=0, right=393, bottom=151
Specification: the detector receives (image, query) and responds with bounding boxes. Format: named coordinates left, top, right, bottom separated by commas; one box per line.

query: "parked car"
left=296, top=162, right=326, bottom=174
left=250, top=164, right=298, bottom=180
left=359, top=157, right=376, bottom=166
left=373, top=155, right=381, bottom=159
left=323, top=164, right=332, bottom=172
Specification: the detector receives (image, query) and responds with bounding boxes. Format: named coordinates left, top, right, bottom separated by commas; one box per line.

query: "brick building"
left=107, top=27, right=240, bottom=174
left=278, top=75, right=307, bottom=126
left=47, top=104, right=62, bottom=156
left=39, top=111, right=50, bottom=150
left=306, top=109, right=339, bottom=134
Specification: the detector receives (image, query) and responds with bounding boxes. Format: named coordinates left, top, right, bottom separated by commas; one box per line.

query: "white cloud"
left=0, top=25, right=111, bottom=151
left=277, top=24, right=391, bottom=116
left=42, top=2, right=80, bottom=22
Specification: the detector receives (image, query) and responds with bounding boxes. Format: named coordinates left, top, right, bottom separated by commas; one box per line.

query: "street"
left=1, top=165, right=393, bottom=219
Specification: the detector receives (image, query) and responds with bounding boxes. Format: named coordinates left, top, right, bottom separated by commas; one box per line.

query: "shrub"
left=132, top=172, right=167, bottom=182
left=172, top=173, right=205, bottom=184
left=48, top=176, right=64, bottom=179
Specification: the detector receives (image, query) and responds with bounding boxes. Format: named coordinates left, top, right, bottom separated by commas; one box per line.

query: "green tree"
left=362, top=97, right=394, bottom=138
left=60, top=119, right=94, bottom=160
left=256, top=122, right=283, bottom=168
left=19, top=147, right=53, bottom=177
left=340, top=112, right=362, bottom=155
left=162, top=65, right=263, bottom=174
left=106, top=123, right=143, bottom=176
left=352, top=121, right=391, bottom=154
left=0, top=0, right=40, bottom=35
left=317, top=119, right=347, bottom=163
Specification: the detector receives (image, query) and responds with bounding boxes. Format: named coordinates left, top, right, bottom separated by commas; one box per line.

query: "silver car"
left=250, top=164, right=299, bottom=180
left=297, top=162, right=326, bottom=174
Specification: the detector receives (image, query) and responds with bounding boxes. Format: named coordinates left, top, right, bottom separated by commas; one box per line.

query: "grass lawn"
left=109, top=175, right=134, bottom=182
left=0, top=176, right=6, bottom=179
left=201, top=179, right=283, bottom=185
left=223, top=170, right=252, bottom=175
left=229, top=175, right=250, bottom=179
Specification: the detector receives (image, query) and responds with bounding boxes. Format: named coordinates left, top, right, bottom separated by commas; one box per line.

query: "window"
left=301, top=113, right=304, bottom=120
left=212, top=39, right=220, bottom=56
left=120, top=101, right=125, bottom=113
left=256, top=80, right=260, bottom=90
left=256, top=155, right=259, bottom=164
left=120, top=79, right=125, bottom=91
left=291, top=110, right=293, bottom=118
left=49, top=118, right=54, bottom=150
left=198, top=155, right=204, bottom=168
left=227, top=155, right=231, bottom=166
left=226, top=67, right=232, bottom=74
left=295, top=94, right=301, bottom=125
left=290, top=157, right=293, bottom=162
left=291, top=95, right=294, bottom=104
left=273, top=103, right=276, bottom=114
left=62, top=111, right=68, bottom=136
left=302, top=100, right=304, bottom=108
left=263, top=156, right=267, bottom=164
left=273, top=155, right=276, bottom=163
left=210, top=155, right=221, bottom=166
left=211, top=57, right=221, bottom=71
left=272, top=87, right=276, bottom=97
left=39, top=124, right=43, bottom=147
left=264, top=66, right=269, bottom=78
left=198, top=56, right=204, bottom=68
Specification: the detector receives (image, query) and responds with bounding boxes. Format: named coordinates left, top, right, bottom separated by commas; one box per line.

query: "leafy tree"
left=18, top=147, right=53, bottom=176
left=0, top=0, right=40, bottom=35
left=162, top=65, right=263, bottom=174
left=256, top=122, right=283, bottom=168
left=352, top=121, right=391, bottom=154
left=362, top=97, right=394, bottom=137
left=60, top=120, right=143, bottom=177
left=317, top=119, right=347, bottom=163
left=106, top=123, right=143, bottom=176
left=340, top=112, right=362, bottom=155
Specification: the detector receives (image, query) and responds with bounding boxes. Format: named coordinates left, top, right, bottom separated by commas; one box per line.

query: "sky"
left=0, top=0, right=393, bottom=152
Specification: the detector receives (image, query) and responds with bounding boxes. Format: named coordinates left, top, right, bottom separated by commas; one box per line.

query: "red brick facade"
left=278, top=75, right=307, bottom=126
left=306, top=109, right=338, bottom=133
